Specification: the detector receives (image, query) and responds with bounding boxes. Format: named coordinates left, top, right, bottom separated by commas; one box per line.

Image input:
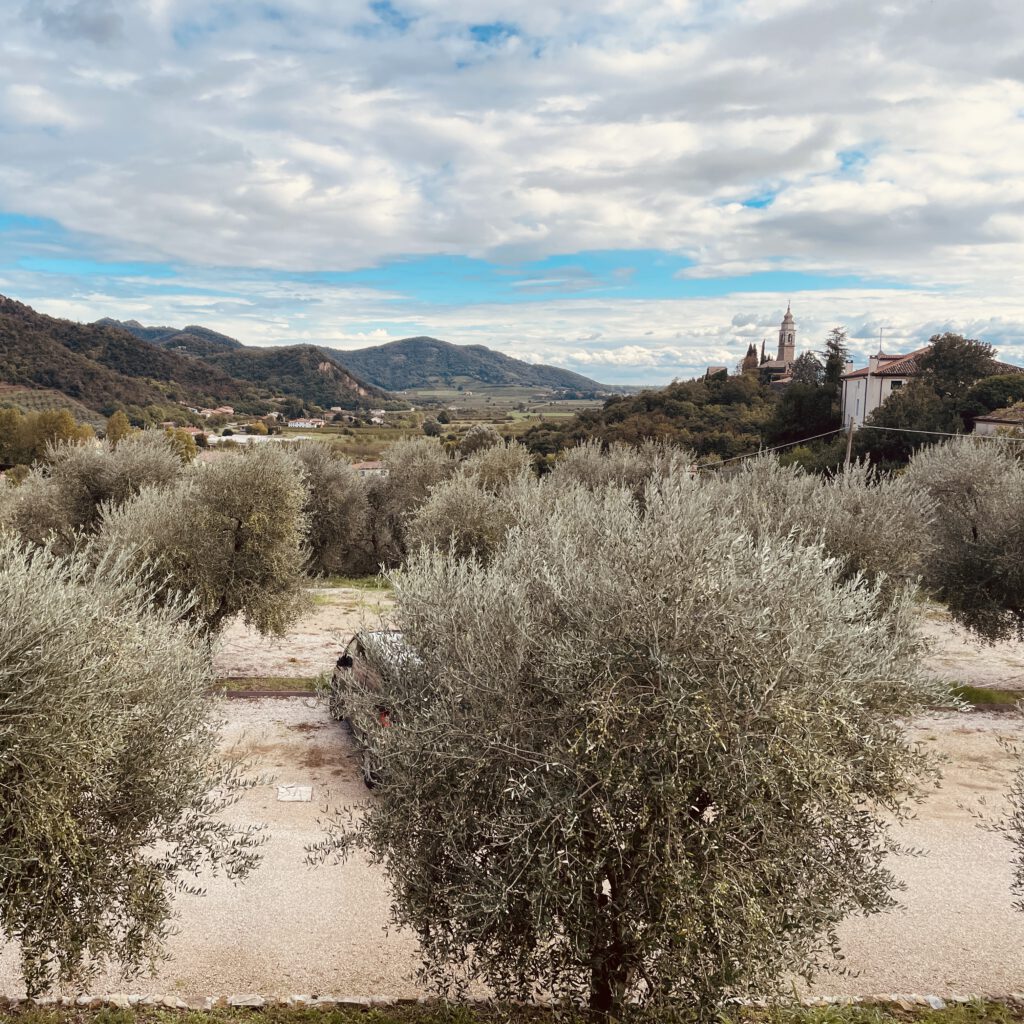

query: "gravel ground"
left=2, top=700, right=1023, bottom=1000
left=811, top=711, right=1024, bottom=996
left=0, top=698, right=422, bottom=1003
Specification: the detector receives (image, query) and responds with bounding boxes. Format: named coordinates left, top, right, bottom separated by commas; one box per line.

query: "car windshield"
left=357, top=630, right=420, bottom=674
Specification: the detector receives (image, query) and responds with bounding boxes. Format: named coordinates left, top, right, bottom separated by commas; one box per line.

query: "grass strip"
left=5, top=1002, right=1024, bottom=1024
left=3, top=1001, right=1024, bottom=1024
left=314, top=575, right=392, bottom=591
left=953, top=684, right=1022, bottom=709
left=216, top=677, right=318, bottom=693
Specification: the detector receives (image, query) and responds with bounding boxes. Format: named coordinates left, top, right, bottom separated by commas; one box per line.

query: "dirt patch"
left=213, top=586, right=393, bottom=679
left=922, top=605, right=1024, bottom=690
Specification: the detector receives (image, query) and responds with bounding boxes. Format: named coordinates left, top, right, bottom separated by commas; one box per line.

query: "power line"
left=695, top=427, right=845, bottom=471
left=695, top=421, right=1024, bottom=474
left=858, top=424, right=1024, bottom=443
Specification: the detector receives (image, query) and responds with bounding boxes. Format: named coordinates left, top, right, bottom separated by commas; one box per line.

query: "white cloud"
left=4, top=83, right=79, bottom=127
left=3, top=0, right=1024, bottom=380
left=0, top=0, right=1021, bottom=284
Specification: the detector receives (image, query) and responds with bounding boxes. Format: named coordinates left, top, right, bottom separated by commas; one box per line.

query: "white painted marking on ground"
left=276, top=784, right=312, bottom=802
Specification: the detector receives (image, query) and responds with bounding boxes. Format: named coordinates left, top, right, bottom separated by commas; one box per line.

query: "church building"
left=733, top=304, right=798, bottom=384
left=758, top=303, right=797, bottom=384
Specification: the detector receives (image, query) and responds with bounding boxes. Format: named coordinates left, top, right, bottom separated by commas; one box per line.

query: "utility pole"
left=844, top=418, right=856, bottom=468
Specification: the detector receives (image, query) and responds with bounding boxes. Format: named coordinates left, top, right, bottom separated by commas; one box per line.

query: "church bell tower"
left=776, top=303, right=796, bottom=363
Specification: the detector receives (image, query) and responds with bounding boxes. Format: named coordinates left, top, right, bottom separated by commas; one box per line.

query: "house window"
left=890, top=380, right=903, bottom=391
left=855, top=398, right=860, bottom=416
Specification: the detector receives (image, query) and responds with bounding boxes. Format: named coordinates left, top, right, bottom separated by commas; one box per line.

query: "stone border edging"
left=5, top=992, right=1024, bottom=1012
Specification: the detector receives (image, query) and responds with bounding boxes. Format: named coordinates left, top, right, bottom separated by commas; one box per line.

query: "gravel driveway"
left=2, top=700, right=1023, bottom=1001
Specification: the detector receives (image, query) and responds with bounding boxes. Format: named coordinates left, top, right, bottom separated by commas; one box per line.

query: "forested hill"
left=522, top=373, right=779, bottom=460
left=97, top=318, right=244, bottom=357
left=335, top=336, right=610, bottom=392
left=94, top=315, right=397, bottom=407
left=203, top=345, right=388, bottom=410
left=0, top=296, right=271, bottom=414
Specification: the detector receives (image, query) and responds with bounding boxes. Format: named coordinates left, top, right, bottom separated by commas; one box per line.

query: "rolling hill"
left=0, top=296, right=273, bottom=414
left=203, top=345, right=386, bottom=410
left=334, top=336, right=611, bottom=393
left=97, top=318, right=245, bottom=358
left=1, top=300, right=610, bottom=419
left=98, top=317, right=388, bottom=407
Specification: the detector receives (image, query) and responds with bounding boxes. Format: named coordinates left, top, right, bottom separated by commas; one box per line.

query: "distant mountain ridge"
left=334, top=336, right=611, bottom=392
left=205, top=345, right=385, bottom=408
left=0, top=298, right=614, bottom=421
left=101, top=318, right=611, bottom=394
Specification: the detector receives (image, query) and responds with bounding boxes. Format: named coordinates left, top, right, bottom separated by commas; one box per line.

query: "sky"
left=3, top=1, right=1024, bottom=385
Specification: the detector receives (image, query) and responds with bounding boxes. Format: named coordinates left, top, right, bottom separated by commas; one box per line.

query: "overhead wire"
left=694, top=421, right=1024, bottom=473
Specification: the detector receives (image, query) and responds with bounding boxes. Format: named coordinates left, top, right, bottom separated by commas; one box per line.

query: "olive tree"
left=460, top=440, right=534, bottom=493
left=407, top=442, right=536, bottom=562
left=296, top=443, right=372, bottom=576
left=49, top=432, right=184, bottom=531
left=708, top=456, right=935, bottom=596
left=369, top=438, right=455, bottom=564
left=549, top=439, right=693, bottom=502
left=904, top=438, right=1024, bottom=641
left=0, top=538, right=261, bottom=995
left=0, top=470, right=76, bottom=550
left=95, top=444, right=308, bottom=634
left=457, top=423, right=502, bottom=457
left=0, top=433, right=184, bottom=551
left=316, top=475, right=943, bottom=1019
left=407, top=475, right=524, bottom=563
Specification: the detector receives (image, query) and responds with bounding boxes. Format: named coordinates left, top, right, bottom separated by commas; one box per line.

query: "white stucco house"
left=840, top=349, right=927, bottom=428
left=842, top=345, right=1024, bottom=427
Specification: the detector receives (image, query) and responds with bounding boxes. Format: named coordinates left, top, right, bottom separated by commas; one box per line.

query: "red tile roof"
left=975, top=402, right=1024, bottom=424
left=842, top=347, right=1024, bottom=380
left=841, top=347, right=930, bottom=379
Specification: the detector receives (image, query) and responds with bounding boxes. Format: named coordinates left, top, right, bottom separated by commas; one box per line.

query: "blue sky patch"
left=0, top=211, right=910, bottom=314
left=469, top=22, right=519, bottom=44
left=369, top=0, right=412, bottom=32
left=740, top=189, right=779, bottom=209
left=837, top=148, right=870, bottom=174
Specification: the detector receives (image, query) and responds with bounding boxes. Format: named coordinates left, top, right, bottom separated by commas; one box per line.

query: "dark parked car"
left=328, top=629, right=414, bottom=787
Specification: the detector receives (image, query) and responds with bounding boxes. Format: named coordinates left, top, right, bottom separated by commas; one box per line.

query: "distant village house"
left=973, top=402, right=1024, bottom=436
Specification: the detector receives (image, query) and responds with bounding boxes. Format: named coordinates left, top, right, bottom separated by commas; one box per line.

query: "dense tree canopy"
left=523, top=372, right=776, bottom=462
left=0, top=408, right=94, bottom=468
left=317, top=469, right=943, bottom=1020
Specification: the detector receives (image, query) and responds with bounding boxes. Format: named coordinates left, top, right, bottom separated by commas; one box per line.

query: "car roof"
left=348, top=629, right=419, bottom=667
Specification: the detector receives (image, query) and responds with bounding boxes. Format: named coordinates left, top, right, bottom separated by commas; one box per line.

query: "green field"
left=405, top=384, right=605, bottom=414
left=263, top=387, right=604, bottom=458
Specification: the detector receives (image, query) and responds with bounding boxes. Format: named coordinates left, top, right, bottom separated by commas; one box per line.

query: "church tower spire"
left=776, top=302, right=796, bottom=363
